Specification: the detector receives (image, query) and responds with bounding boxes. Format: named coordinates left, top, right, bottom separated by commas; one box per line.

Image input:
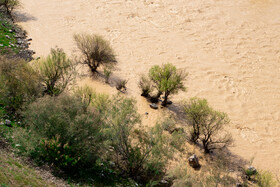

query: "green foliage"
left=0, top=56, right=42, bottom=116
left=138, top=74, right=153, bottom=97
left=255, top=171, right=276, bottom=187
left=103, top=68, right=112, bottom=83
left=20, top=94, right=105, bottom=174
left=184, top=97, right=233, bottom=153
left=148, top=63, right=187, bottom=106
left=0, top=0, right=21, bottom=15
left=74, top=33, right=116, bottom=73
left=38, top=136, right=80, bottom=170
left=35, top=47, right=76, bottom=96
left=184, top=98, right=211, bottom=143
left=73, top=85, right=110, bottom=113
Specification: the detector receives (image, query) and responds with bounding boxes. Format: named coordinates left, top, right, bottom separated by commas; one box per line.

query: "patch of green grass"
left=0, top=151, right=52, bottom=186
left=0, top=12, right=20, bottom=55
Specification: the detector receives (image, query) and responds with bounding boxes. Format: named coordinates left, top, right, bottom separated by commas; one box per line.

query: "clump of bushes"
left=184, top=97, right=233, bottom=153
left=10, top=87, right=170, bottom=184
left=34, top=48, right=76, bottom=96
left=139, top=63, right=187, bottom=106
left=74, top=33, right=117, bottom=73
left=0, top=55, right=42, bottom=116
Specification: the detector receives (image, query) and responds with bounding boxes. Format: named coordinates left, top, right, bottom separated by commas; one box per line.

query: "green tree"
left=35, top=48, right=76, bottom=96
left=149, top=63, right=187, bottom=106
left=184, top=97, right=233, bottom=153
left=74, top=33, right=116, bottom=73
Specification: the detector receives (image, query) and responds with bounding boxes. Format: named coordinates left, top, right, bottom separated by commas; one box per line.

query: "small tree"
left=0, top=0, right=21, bottom=15
left=35, top=48, right=76, bottom=96
left=184, top=98, right=210, bottom=143
left=184, top=97, right=233, bottom=153
left=73, top=33, right=116, bottom=73
left=149, top=63, right=187, bottom=106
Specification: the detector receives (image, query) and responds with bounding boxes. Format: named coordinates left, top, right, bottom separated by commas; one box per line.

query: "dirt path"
left=17, top=0, right=280, bottom=177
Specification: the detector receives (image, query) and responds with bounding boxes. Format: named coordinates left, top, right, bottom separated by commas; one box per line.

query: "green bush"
left=21, top=94, right=104, bottom=172
left=184, top=97, right=233, bottom=153
left=148, top=63, right=187, bottom=106
left=0, top=56, right=42, bottom=116
left=38, top=136, right=80, bottom=170
left=74, top=33, right=116, bottom=73
left=35, top=48, right=76, bottom=96
left=255, top=171, right=276, bottom=187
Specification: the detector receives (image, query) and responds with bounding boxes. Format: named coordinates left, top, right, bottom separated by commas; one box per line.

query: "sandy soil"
left=16, top=0, right=280, bottom=178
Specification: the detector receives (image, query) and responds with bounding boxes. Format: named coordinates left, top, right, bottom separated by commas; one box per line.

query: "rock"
left=0, top=44, right=3, bottom=47
left=5, top=120, right=12, bottom=127
left=27, top=38, right=32, bottom=41
left=188, top=154, right=200, bottom=168
left=150, top=103, right=158, bottom=109
left=145, top=112, right=149, bottom=115
left=236, top=183, right=242, bottom=187
left=247, top=166, right=257, bottom=175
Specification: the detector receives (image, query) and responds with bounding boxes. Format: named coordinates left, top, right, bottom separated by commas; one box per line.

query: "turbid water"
left=17, top=0, right=280, bottom=178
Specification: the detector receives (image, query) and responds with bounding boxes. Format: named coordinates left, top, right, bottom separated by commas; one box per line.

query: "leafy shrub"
left=0, top=0, right=21, bottom=15
left=116, top=79, right=128, bottom=92
left=35, top=48, right=76, bottom=96
left=184, top=97, right=233, bottom=153
left=38, top=136, right=80, bottom=170
left=148, top=63, right=187, bottom=106
left=74, top=33, right=116, bottom=73
left=0, top=56, right=42, bottom=116
left=21, top=94, right=104, bottom=173
left=100, top=95, right=170, bottom=183
left=138, top=75, right=153, bottom=97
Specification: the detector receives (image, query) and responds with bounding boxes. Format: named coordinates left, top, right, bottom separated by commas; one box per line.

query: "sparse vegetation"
left=74, top=33, right=116, bottom=73
left=0, top=150, right=54, bottom=186
left=184, top=97, right=233, bottom=153
left=116, top=79, right=128, bottom=92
